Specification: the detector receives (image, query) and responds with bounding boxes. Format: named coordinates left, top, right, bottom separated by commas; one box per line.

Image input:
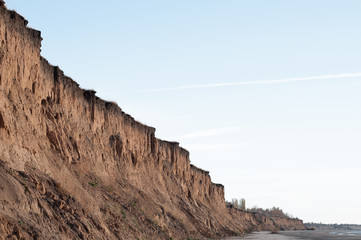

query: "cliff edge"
left=0, top=2, right=305, bottom=239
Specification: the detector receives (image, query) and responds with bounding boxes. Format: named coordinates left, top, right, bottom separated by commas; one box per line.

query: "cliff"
left=0, top=2, right=305, bottom=239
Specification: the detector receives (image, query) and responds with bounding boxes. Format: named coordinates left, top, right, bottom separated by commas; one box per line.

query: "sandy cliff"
left=0, top=2, right=305, bottom=239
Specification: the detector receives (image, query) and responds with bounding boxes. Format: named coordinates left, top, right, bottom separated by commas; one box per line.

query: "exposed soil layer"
left=0, top=1, right=306, bottom=239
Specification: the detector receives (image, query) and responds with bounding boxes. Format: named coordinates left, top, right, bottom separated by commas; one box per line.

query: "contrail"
left=175, top=127, right=242, bottom=140
left=140, top=73, right=361, bottom=92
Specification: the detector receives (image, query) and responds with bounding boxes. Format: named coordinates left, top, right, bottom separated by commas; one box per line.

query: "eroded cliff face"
left=0, top=2, right=305, bottom=239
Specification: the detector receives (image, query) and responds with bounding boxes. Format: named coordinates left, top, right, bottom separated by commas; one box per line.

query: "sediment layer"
left=0, top=2, right=305, bottom=239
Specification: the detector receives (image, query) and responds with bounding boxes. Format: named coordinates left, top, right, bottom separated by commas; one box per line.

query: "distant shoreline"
left=305, top=223, right=361, bottom=231
left=222, top=230, right=361, bottom=240
left=280, top=230, right=361, bottom=240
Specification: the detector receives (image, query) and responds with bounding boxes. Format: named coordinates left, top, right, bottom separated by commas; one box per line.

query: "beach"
left=222, top=230, right=361, bottom=240
left=281, top=230, right=361, bottom=240
left=221, top=231, right=300, bottom=239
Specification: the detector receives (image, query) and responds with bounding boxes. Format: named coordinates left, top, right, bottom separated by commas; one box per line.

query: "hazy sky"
left=6, top=1, right=361, bottom=224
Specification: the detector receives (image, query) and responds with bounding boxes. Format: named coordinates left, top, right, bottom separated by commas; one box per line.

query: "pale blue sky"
left=6, top=1, right=361, bottom=224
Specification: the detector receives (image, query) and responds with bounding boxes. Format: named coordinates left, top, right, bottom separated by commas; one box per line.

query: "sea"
left=329, top=230, right=361, bottom=237
left=222, top=230, right=361, bottom=240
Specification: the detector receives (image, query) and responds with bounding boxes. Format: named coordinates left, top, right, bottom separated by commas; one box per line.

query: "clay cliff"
left=0, top=2, right=305, bottom=239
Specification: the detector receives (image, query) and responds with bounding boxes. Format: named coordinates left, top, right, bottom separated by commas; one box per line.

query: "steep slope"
left=0, top=2, right=305, bottom=239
